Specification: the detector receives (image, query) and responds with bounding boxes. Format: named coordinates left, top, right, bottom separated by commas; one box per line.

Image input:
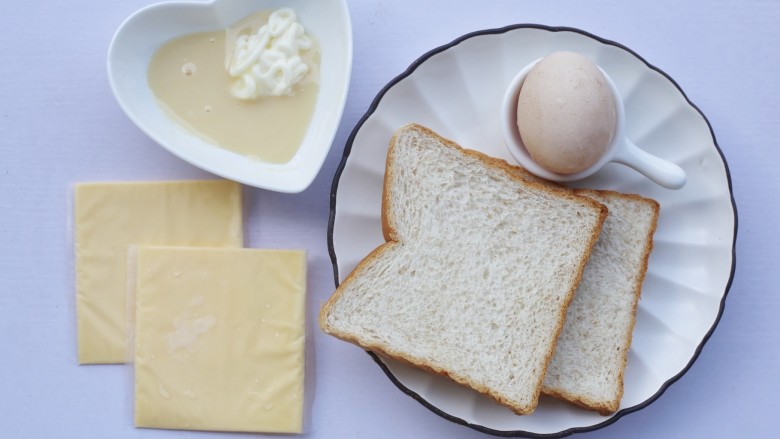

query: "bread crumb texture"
left=542, top=190, right=659, bottom=415
left=321, top=124, right=606, bottom=414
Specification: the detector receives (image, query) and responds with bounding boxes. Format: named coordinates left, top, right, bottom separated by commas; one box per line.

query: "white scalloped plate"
left=328, top=25, right=736, bottom=437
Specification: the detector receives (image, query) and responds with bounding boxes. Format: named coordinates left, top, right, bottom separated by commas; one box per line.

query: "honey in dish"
left=147, top=12, right=319, bottom=164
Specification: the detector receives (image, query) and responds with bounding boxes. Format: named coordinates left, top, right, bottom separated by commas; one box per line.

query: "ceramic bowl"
left=108, top=0, right=352, bottom=192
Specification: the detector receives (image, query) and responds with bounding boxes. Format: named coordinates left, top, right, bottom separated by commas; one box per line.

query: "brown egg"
left=517, top=51, right=617, bottom=175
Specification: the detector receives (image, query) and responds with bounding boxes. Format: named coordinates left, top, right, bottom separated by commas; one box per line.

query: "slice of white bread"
left=541, top=190, right=659, bottom=415
left=320, top=124, right=607, bottom=414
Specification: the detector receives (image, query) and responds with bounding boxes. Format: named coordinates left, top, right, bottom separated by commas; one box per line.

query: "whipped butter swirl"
left=228, top=8, right=312, bottom=99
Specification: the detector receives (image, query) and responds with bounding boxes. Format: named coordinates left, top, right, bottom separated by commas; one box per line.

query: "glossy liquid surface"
left=148, top=13, right=319, bottom=164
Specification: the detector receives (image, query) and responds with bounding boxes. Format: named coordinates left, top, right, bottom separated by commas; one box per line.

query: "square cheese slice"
left=133, top=246, right=307, bottom=434
left=74, top=180, right=243, bottom=364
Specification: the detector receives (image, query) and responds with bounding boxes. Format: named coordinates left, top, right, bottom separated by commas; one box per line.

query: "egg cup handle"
left=614, top=139, right=687, bottom=190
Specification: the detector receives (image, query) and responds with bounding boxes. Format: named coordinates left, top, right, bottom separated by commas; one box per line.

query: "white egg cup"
left=501, top=59, right=687, bottom=190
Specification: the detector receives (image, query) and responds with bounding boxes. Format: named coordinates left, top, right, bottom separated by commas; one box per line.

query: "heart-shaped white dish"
left=108, top=0, right=352, bottom=193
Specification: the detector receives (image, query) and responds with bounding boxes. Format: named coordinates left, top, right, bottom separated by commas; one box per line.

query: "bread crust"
left=541, top=189, right=660, bottom=415
left=320, top=123, right=608, bottom=415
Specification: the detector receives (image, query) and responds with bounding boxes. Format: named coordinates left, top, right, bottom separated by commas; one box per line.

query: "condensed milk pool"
left=147, top=9, right=319, bottom=164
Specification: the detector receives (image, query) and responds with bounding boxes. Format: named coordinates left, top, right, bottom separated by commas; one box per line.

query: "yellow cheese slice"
left=74, top=180, right=243, bottom=364
left=133, top=246, right=306, bottom=434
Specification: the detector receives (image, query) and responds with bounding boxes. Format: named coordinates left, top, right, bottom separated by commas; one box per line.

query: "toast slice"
left=541, top=190, right=659, bottom=415
left=320, top=124, right=607, bottom=414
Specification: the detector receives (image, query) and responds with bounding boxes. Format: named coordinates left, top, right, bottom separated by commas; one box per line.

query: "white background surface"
left=0, top=0, right=777, bottom=438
